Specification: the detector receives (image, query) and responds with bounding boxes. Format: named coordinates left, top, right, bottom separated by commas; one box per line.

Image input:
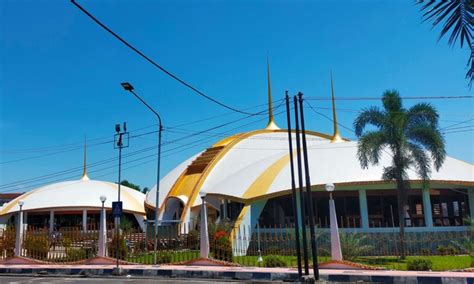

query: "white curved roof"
left=146, top=153, right=201, bottom=209
left=147, top=129, right=474, bottom=209
left=0, top=179, right=146, bottom=216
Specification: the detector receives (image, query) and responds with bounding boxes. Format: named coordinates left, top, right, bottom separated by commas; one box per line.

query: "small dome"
left=0, top=179, right=146, bottom=216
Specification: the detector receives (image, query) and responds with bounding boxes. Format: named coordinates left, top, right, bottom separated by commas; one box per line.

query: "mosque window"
left=430, top=188, right=470, bottom=226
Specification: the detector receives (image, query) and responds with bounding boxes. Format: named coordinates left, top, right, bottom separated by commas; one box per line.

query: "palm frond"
left=353, top=106, right=385, bottom=136
left=406, top=124, right=446, bottom=171
left=417, top=0, right=474, bottom=86
left=357, top=131, right=388, bottom=168
left=418, top=0, right=474, bottom=48
left=407, top=103, right=440, bottom=128
left=467, top=45, right=474, bottom=87
left=382, top=90, right=403, bottom=113
left=407, top=142, right=432, bottom=182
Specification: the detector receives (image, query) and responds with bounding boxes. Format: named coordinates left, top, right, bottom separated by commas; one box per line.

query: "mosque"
left=0, top=67, right=472, bottom=239
left=145, top=66, right=474, bottom=237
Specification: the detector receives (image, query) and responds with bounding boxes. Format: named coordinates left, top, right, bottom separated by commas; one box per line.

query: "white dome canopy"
left=0, top=179, right=146, bottom=216
left=147, top=129, right=474, bottom=212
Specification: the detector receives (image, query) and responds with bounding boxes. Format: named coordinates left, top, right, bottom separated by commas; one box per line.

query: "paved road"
left=0, top=277, right=246, bottom=284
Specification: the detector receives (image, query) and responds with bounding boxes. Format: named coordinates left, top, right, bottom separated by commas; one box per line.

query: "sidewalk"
left=0, top=264, right=473, bottom=283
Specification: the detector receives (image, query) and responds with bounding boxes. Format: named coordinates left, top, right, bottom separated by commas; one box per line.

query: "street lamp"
left=99, top=195, right=107, bottom=257
left=121, top=82, right=163, bottom=265
left=199, top=191, right=209, bottom=259
left=325, top=183, right=342, bottom=261
left=15, top=200, right=24, bottom=257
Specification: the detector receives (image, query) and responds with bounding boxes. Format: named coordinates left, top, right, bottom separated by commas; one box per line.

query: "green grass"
left=235, top=255, right=471, bottom=271
left=233, top=255, right=331, bottom=267
left=357, top=255, right=472, bottom=271
left=126, top=250, right=199, bottom=264
left=127, top=251, right=471, bottom=271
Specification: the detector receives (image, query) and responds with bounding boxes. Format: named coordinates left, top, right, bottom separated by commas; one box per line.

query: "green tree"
left=417, top=0, right=474, bottom=87
left=120, top=180, right=148, bottom=193
left=354, top=90, right=446, bottom=258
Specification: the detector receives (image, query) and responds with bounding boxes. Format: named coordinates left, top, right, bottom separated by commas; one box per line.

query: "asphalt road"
left=0, top=277, right=248, bottom=284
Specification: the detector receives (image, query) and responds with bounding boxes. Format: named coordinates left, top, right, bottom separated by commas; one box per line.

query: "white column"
left=329, top=197, right=343, bottom=261
left=49, top=211, right=55, bottom=234
left=422, top=187, right=433, bottom=228
left=15, top=210, right=24, bottom=257
left=98, top=203, right=107, bottom=257
left=200, top=198, right=209, bottom=259
left=359, top=189, right=369, bottom=229
left=82, top=209, right=87, bottom=232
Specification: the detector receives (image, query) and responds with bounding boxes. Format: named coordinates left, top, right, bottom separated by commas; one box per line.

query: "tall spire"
left=265, top=58, right=280, bottom=130
left=330, top=71, right=343, bottom=143
left=81, top=136, right=90, bottom=181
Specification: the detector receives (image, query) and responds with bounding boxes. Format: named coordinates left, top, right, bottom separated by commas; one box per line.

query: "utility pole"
left=113, top=122, right=128, bottom=274
left=293, top=96, right=309, bottom=275
left=285, top=92, right=302, bottom=278
left=298, top=92, right=319, bottom=280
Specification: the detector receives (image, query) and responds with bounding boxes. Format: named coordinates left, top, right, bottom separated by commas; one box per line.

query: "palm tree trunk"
left=396, top=177, right=406, bottom=260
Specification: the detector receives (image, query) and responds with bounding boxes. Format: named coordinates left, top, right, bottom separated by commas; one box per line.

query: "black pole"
left=294, top=96, right=309, bottom=275
left=116, top=136, right=122, bottom=270
left=298, top=92, right=319, bottom=280
left=154, top=123, right=162, bottom=264
left=285, top=92, right=302, bottom=277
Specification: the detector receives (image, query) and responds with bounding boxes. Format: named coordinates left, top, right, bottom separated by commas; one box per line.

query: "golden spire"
left=81, top=136, right=90, bottom=181
left=265, top=58, right=280, bottom=130
left=330, top=72, right=343, bottom=143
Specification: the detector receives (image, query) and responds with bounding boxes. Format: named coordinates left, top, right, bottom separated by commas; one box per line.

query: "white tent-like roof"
left=0, top=177, right=146, bottom=216
left=147, top=129, right=474, bottom=213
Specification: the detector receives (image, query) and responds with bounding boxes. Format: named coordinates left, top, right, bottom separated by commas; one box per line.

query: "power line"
left=306, top=95, right=474, bottom=101
left=0, top=105, right=277, bottom=190
left=70, top=0, right=258, bottom=116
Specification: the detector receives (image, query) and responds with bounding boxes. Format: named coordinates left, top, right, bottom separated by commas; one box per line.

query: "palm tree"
left=354, top=90, right=446, bottom=258
left=417, top=0, right=474, bottom=87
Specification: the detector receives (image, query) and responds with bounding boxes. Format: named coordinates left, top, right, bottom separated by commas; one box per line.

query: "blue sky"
left=1, top=0, right=473, bottom=193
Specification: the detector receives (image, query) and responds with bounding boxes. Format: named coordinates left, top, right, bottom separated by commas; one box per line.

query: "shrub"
left=437, top=245, right=460, bottom=255
left=65, top=248, right=87, bottom=261
left=407, top=258, right=433, bottom=271
left=108, top=234, right=128, bottom=260
left=263, top=255, right=287, bottom=267
left=420, top=248, right=431, bottom=255
left=23, top=235, right=49, bottom=260
left=156, top=252, right=172, bottom=264
left=0, top=227, right=16, bottom=258
left=340, top=232, right=373, bottom=261
left=211, top=235, right=232, bottom=262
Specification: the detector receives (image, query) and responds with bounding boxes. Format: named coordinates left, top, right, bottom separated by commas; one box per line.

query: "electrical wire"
left=70, top=0, right=258, bottom=115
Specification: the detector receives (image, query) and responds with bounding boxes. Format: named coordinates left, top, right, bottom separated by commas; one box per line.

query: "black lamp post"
left=121, top=82, right=163, bottom=265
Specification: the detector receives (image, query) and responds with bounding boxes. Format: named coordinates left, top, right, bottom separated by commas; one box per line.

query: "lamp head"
left=115, top=124, right=121, bottom=133
left=325, top=183, right=335, bottom=192
left=121, top=82, right=134, bottom=91
left=18, top=200, right=24, bottom=207
left=100, top=195, right=107, bottom=203
left=199, top=191, right=207, bottom=199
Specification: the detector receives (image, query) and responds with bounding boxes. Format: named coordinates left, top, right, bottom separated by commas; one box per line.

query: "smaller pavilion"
left=0, top=146, right=147, bottom=232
